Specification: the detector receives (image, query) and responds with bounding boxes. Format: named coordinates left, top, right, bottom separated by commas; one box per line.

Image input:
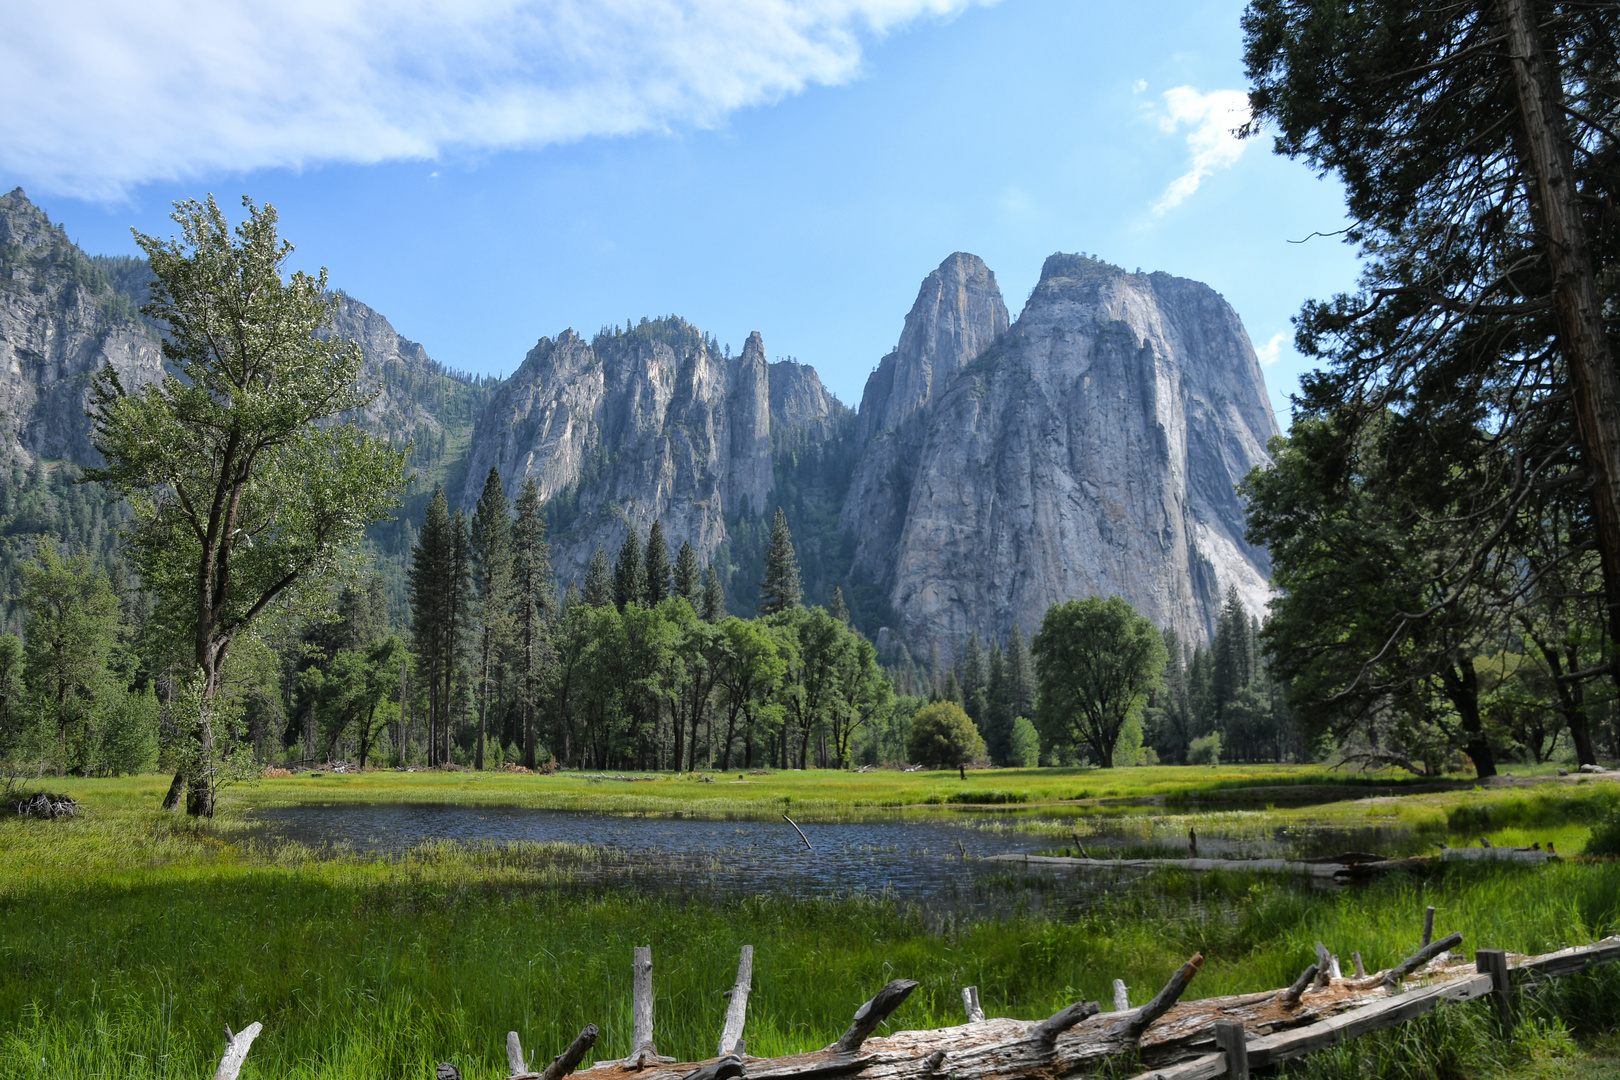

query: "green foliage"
left=758, top=507, right=802, bottom=614
left=1033, top=596, right=1167, bottom=769
left=1008, top=716, right=1040, bottom=768
left=906, top=701, right=985, bottom=768
left=1188, top=732, right=1223, bottom=767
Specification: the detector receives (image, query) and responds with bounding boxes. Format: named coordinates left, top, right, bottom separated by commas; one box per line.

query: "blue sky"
left=4, top=0, right=1361, bottom=422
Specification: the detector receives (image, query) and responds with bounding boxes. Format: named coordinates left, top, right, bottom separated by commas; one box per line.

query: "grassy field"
left=8, top=767, right=1620, bottom=1079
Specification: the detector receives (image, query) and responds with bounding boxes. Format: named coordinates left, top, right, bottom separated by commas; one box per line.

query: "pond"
left=251, top=803, right=1421, bottom=921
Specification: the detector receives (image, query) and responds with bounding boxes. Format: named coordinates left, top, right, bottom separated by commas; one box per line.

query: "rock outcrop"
left=844, top=252, right=1277, bottom=649
left=0, top=189, right=164, bottom=465
left=459, top=319, right=848, bottom=582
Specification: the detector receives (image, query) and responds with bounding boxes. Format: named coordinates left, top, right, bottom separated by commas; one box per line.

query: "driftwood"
left=962, top=986, right=985, bottom=1024
left=213, top=1022, right=262, bottom=1080
left=718, top=947, right=754, bottom=1057
left=783, top=815, right=813, bottom=852
left=987, top=848, right=1552, bottom=879
left=835, top=981, right=919, bottom=1052
left=12, top=792, right=79, bottom=819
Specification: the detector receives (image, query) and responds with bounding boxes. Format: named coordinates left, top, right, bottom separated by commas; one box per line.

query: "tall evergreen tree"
left=584, top=547, right=613, bottom=608
left=470, top=468, right=513, bottom=770
left=409, top=487, right=454, bottom=766
left=758, top=507, right=802, bottom=614
left=446, top=508, right=471, bottom=764
left=828, top=586, right=849, bottom=624
left=961, top=632, right=988, bottom=728
left=562, top=580, right=583, bottom=613
left=702, top=564, right=726, bottom=622
left=674, top=541, right=702, bottom=607
left=613, top=527, right=646, bottom=610
left=984, top=638, right=1011, bottom=764
left=511, top=476, right=553, bottom=768
left=644, top=521, right=672, bottom=606
left=1005, top=624, right=1035, bottom=721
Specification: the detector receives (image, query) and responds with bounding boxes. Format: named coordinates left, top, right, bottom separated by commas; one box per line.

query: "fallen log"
left=986, top=847, right=1553, bottom=879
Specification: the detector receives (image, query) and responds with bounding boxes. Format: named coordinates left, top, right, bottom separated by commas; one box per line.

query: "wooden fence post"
left=1213, top=1019, right=1249, bottom=1080
left=1476, top=949, right=1513, bottom=1035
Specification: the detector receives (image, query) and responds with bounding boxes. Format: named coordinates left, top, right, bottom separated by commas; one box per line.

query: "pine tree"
left=758, top=507, right=802, bottom=614
left=613, top=528, right=645, bottom=610
left=409, top=487, right=453, bottom=766
left=961, top=632, right=988, bottom=728
left=584, top=547, right=613, bottom=607
left=470, top=468, right=513, bottom=770
left=563, top=580, right=583, bottom=612
left=828, top=586, right=849, bottom=624
left=644, top=521, right=671, bottom=606
left=985, top=639, right=1011, bottom=764
left=702, top=564, right=726, bottom=623
left=674, top=541, right=702, bottom=607
left=511, top=476, right=553, bottom=768
left=446, top=509, right=471, bottom=764
left=1005, top=624, right=1035, bottom=721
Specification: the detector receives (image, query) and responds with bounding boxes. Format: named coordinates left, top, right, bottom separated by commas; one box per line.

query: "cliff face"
left=846, top=252, right=1277, bottom=649
left=0, top=189, right=164, bottom=465
left=459, top=318, right=848, bottom=583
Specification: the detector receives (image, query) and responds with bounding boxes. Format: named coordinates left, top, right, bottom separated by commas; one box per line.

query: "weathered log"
left=834, top=981, right=919, bottom=1053
left=1113, top=980, right=1130, bottom=1012
left=680, top=1053, right=746, bottom=1080
left=1029, top=1001, right=1101, bottom=1044
left=921, top=1050, right=946, bottom=1073
left=1313, top=944, right=1331, bottom=987
left=213, top=1021, right=262, bottom=1080
left=634, top=946, right=655, bottom=1055
left=1121, top=954, right=1202, bottom=1037
left=510, top=1031, right=530, bottom=1076
left=719, top=946, right=754, bottom=1057
left=1351, top=951, right=1365, bottom=978
left=1421, top=906, right=1436, bottom=948
left=1358, top=931, right=1463, bottom=989
left=438, top=1064, right=463, bottom=1080
left=962, top=986, right=985, bottom=1024
left=540, top=1025, right=600, bottom=1080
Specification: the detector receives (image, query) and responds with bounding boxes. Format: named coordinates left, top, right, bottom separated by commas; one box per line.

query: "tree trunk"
left=1498, top=0, right=1620, bottom=678
left=1440, top=659, right=1497, bottom=778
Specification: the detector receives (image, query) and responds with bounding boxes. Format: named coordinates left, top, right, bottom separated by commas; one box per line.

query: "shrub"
left=1009, top=716, right=1041, bottom=768
left=1188, top=731, right=1223, bottom=767
left=906, top=701, right=986, bottom=769
left=1585, top=808, right=1620, bottom=856
left=946, top=790, right=1027, bottom=805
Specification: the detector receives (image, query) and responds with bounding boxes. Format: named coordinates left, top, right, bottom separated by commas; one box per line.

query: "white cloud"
left=1152, top=86, right=1250, bottom=213
left=2, top=0, right=992, bottom=200
left=1255, top=331, right=1287, bottom=367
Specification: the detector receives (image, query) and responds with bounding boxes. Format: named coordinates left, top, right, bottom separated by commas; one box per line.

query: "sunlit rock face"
left=843, top=252, right=1277, bottom=650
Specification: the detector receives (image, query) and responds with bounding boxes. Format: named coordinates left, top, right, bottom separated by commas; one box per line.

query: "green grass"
left=12, top=770, right=1620, bottom=1078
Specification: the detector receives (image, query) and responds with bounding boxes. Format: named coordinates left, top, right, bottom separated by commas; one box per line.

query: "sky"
left=2, top=0, right=1363, bottom=423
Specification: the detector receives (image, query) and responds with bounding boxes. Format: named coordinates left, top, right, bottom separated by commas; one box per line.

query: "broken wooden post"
left=1029, top=1000, right=1101, bottom=1044
left=633, top=946, right=656, bottom=1059
left=961, top=985, right=984, bottom=1023
left=834, top=980, right=919, bottom=1053
left=1421, top=906, right=1436, bottom=948
left=1113, top=979, right=1130, bottom=1012
left=679, top=1053, right=745, bottom=1080
left=1280, top=963, right=1318, bottom=1006
left=509, top=1032, right=528, bottom=1076
left=1314, top=943, right=1332, bottom=987
left=540, top=1025, right=599, bottom=1080
left=213, top=1021, right=263, bottom=1080
left=1213, top=1018, right=1248, bottom=1080
left=1352, top=951, right=1366, bottom=977
left=717, top=946, right=754, bottom=1057
left=1476, top=949, right=1513, bottom=1035
left=1381, top=931, right=1463, bottom=988
left=783, top=814, right=813, bottom=851
left=1122, top=954, right=1203, bottom=1037
left=1189, top=828, right=1198, bottom=858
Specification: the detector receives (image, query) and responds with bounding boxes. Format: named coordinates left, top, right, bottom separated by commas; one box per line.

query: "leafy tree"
left=702, top=564, right=726, bottom=623
left=713, top=617, right=787, bottom=770
left=1033, top=597, right=1167, bottom=768
left=1008, top=716, right=1040, bottom=768
left=469, top=467, right=513, bottom=769
left=584, top=546, right=613, bottom=608
left=906, top=701, right=985, bottom=769
left=644, top=521, right=672, bottom=606
left=511, top=477, right=553, bottom=768
left=673, top=541, right=702, bottom=607
left=759, top=507, right=802, bottom=614
left=613, top=527, right=646, bottom=611
left=313, top=636, right=406, bottom=767
left=1242, top=1, right=1620, bottom=666
left=88, top=196, right=405, bottom=812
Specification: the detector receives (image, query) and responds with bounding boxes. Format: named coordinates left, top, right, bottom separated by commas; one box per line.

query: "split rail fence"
left=209, top=910, right=1620, bottom=1080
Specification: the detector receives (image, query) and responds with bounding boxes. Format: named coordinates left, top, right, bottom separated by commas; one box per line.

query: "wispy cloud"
left=1255, top=331, right=1288, bottom=367
left=1152, top=86, right=1250, bottom=213
left=2, top=0, right=992, bottom=200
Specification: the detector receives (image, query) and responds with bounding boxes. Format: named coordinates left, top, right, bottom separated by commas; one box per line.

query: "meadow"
left=8, top=766, right=1620, bottom=1079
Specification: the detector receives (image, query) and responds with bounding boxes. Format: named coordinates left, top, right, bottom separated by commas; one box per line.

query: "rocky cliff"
left=844, top=252, right=1277, bottom=650
left=459, top=319, right=847, bottom=582
left=0, top=189, right=165, bottom=465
